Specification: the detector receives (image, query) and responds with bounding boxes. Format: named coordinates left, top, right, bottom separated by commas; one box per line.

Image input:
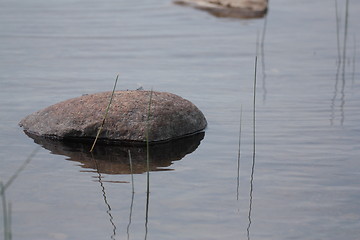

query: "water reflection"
left=92, top=155, right=117, bottom=239
left=145, top=188, right=150, bottom=240
left=24, top=131, right=205, bottom=174
left=126, top=191, right=135, bottom=240
left=247, top=151, right=255, bottom=240
left=23, top=132, right=204, bottom=239
left=1, top=147, right=39, bottom=240
left=351, top=36, right=356, bottom=87
left=331, top=0, right=354, bottom=126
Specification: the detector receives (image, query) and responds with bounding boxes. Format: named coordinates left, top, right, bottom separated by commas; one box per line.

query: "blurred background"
left=1, top=0, right=359, bottom=239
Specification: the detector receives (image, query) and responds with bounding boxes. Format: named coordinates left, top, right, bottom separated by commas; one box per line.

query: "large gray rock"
left=174, top=0, right=268, bottom=18
left=19, top=90, right=207, bottom=144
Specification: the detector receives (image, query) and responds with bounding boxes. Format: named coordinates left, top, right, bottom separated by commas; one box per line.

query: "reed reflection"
left=145, top=188, right=150, bottom=240
left=351, top=36, right=356, bottom=87
left=92, top=154, right=117, bottom=239
left=126, top=191, right=135, bottom=240
left=126, top=150, right=135, bottom=240
left=331, top=0, right=355, bottom=126
left=24, top=132, right=204, bottom=239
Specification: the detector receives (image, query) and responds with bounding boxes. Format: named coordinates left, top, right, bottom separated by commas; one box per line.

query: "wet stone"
left=19, top=90, right=207, bottom=144
left=174, top=0, right=268, bottom=19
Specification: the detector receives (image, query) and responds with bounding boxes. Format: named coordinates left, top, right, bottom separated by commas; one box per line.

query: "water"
left=1, top=0, right=360, bottom=239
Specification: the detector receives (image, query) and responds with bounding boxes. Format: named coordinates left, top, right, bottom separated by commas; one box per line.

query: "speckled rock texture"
left=19, top=90, right=207, bottom=143
left=174, top=0, right=268, bottom=18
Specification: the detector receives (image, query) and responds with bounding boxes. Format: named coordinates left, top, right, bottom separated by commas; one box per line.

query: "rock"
left=174, top=0, right=268, bottom=19
left=19, top=90, right=207, bottom=144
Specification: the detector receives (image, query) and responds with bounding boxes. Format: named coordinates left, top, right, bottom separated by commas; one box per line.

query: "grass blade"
left=90, top=74, right=119, bottom=152
left=236, top=105, right=242, bottom=200
left=145, top=89, right=153, bottom=240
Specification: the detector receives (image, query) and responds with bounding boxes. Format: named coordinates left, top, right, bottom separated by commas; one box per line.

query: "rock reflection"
left=24, top=131, right=205, bottom=174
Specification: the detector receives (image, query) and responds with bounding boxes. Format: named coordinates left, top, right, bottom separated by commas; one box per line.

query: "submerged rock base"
left=26, top=131, right=205, bottom=174
left=19, top=90, right=207, bottom=144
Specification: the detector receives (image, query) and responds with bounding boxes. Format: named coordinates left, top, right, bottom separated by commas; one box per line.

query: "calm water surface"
left=1, top=0, right=360, bottom=239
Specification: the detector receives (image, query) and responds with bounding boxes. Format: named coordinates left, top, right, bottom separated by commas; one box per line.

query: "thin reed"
left=352, top=36, right=356, bottom=86
left=144, top=89, right=153, bottom=240
left=1, top=181, right=11, bottom=240
left=252, top=58, right=257, bottom=166
left=1, top=147, right=39, bottom=240
left=236, top=105, right=242, bottom=200
left=335, top=0, right=341, bottom=62
left=247, top=55, right=258, bottom=240
left=145, top=89, right=153, bottom=190
left=342, top=0, right=349, bottom=79
left=90, top=74, right=119, bottom=152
